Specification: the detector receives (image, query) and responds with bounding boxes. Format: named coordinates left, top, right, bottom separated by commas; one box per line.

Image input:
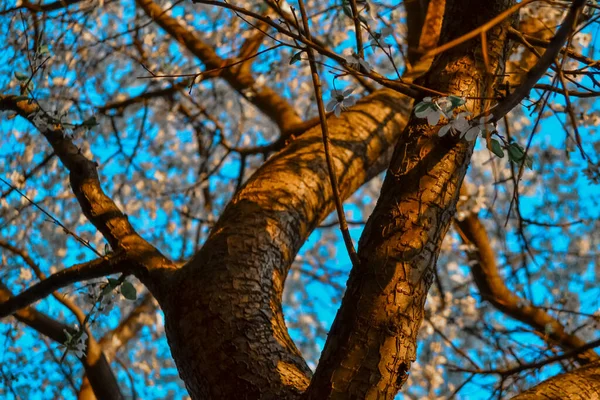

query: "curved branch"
left=161, top=88, right=412, bottom=399
left=454, top=213, right=599, bottom=365
left=512, top=360, right=600, bottom=399
left=0, top=283, right=124, bottom=400
left=0, top=252, right=130, bottom=319
left=135, top=0, right=303, bottom=134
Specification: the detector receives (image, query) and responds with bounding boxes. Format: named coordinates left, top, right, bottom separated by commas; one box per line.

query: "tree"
left=1, top=0, right=600, bottom=398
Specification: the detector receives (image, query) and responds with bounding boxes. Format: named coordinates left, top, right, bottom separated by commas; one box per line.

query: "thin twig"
left=296, top=0, right=359, bottom=267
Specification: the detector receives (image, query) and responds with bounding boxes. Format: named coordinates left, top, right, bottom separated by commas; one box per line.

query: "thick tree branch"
left=135, top=0, right=303, bottom=133
left=306, top=1, right=514, bottom=397
left=160, top=88, right=412, bottom=399
left=454, top=212, right=599, bottom=365
left=512, top=361, right=600, bottom=399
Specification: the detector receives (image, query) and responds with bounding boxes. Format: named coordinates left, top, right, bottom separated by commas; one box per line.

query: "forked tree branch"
left=0, top=283, right=124, bottom=400
left=0, top=94, right=177, bottom=300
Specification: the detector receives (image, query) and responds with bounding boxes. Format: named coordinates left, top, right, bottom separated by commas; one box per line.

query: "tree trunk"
left=160, top=90, right=412, bottom=399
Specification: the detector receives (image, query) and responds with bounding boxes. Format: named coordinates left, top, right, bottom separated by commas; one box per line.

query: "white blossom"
left=344, top=53, right=372, bottom=72
left=462, top=115, right=495, bottom=141
left=326, top=88, right=357, bottom=117
left=438, top=112, right=471, bottom=137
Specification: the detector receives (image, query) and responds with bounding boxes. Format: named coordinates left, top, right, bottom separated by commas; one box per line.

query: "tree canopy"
left=1, top=0, right=600, bottom=399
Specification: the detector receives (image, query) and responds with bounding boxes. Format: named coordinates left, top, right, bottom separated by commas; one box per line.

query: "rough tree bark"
left=305, top=1, right=513, bottom=398
left=160, top=89, right=412, bottom=399
left=1, top=0, right=594, bottom=399
left=159, top=0, right=515, bottom=398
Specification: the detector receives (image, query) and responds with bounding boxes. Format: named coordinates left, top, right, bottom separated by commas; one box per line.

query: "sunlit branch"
left=136, top=0, right=303, bottom=133
left=420, top=0, right=538, bottom=59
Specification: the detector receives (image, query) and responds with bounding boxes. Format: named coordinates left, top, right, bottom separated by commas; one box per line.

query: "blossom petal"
left=438, top=124, right=452, bottom=137
left=343, top=96, right=357, bottom=108
left=427, top=110, right=442, bottom=126
left=326, top=99, right=337, bottom=112
left=334, top=104, right=342, bottom=117
left=360, top=59, right=372, bottom=71
left=415, top=106, right=432, bottom=118
left=463, top=126, right=480, bottom=141
left=342, top=87, right=355, bottom=96
left=454, top=117, right=470, bottom=132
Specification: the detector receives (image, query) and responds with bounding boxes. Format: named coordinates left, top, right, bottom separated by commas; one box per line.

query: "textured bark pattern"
left=160, top=90, right=412, bottom=399
left=512, top=361, right=600, bottom=399
left=305, top=1, right=514, bottom=398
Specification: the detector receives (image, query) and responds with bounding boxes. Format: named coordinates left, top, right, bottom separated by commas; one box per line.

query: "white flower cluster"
left=61, top=326, right=88, bottom=358
left=413, top=96, right=496, bottom=141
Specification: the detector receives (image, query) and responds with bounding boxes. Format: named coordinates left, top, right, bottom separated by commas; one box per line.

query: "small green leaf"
left=289, top=51, right=303, bottom=65
left=82, top=116, right=98, bottom=127
left=414, top=102, right=431, bottom=114
left=507, top=142, right=525, bottom=162
left=37, top=45, right=51, bottom=56
left=120, top=281, right=137, bottom=301
left=107, top=278, right=120, bottom=288
left=101, top=285, right=114, bottom=296
left=447, top=95, right=466, bottom=108
left=488, top=139, right=504, bottom=158
left=14, top=71, right=29, bottom=81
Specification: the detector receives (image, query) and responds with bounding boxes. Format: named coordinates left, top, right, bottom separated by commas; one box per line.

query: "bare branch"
left=0, top=252, right=130, bottom=318
left=491, top=0, right=587, bottom=121
left=135, top=0, right=303, bottom=133
left=454, top=212, right=599, bottom=365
